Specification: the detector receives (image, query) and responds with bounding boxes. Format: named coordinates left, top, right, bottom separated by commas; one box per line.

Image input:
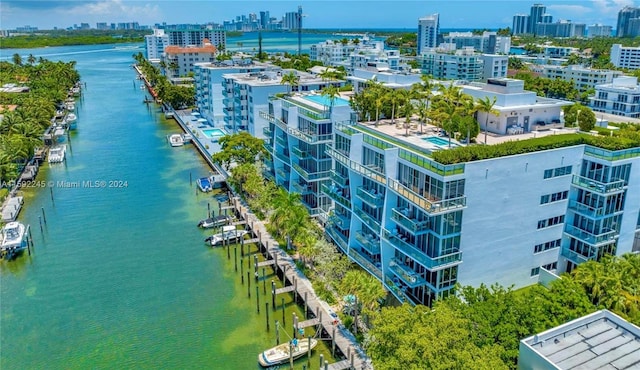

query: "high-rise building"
left=512, top=14, right=530, bottom=35
left=610, top=44, right=640, bottom=70
left=417, top=14, right=439, bottom=55
left=144, top=29, right=170, bottom=60
left=165, top=27, right=226, bottom=49
left=259, top=11, right=270, bottom=29
left=617, top=6, right=640, bottom=37
left=586, top=24, right=613, bottom=38
left=529, top=4, right=546, bottom=35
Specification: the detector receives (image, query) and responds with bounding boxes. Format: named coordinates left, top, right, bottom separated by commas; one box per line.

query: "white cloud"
left=66, top=0, right=161, bottom=21
left=547, top=4, right=592, bottom=16
left=591, top=0, right=635, bottom=16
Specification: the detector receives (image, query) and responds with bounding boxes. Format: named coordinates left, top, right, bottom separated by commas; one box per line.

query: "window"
left=544, top=165, right=572, bottom=179
left=542, top=262, right=557, bottom=271
left=540, top=190, right=569, bottom=204
left=537, top=215, right=565, bottom=229
left=531, top=267, right=540, bottom=276
left=534, top=239, right=561, bottom=253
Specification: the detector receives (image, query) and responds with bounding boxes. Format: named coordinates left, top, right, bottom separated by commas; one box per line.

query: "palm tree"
left=388, top=88, right=403, bottom=124
left=415, top=75, right=435, bottom=134
left=27, top=54, right=36, bottom=65
left=321, top=84, right=340, bottom=114
left=475, top=96, right=499, bottom=145
left=281, top=71, right=299, bottom=95
left=12, top=53, right=22, bottom=66
left=398, top=89, right=414, bottom=136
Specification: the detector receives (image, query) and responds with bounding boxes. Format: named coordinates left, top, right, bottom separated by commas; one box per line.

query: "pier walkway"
left=230, top=196, right=372, bottom=370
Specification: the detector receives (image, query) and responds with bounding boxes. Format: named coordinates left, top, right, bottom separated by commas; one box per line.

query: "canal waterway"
left=0, top=44, right=334, bottom=369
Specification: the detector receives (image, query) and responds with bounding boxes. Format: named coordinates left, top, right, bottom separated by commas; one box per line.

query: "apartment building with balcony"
left=441, top=31, right=511, bottom=55
left=165, top=27, right=226, bottom=48
left=533, top=64, right=623, bottom=93
left=309, top=36, right=403, bottom=72
left=323, top=118, right=640, bottom=306
left=163, top=39, right=217, bottom=79
left=221, top=70, right=343, bottom=138
left=610, top=44, right=640, bottom=70
left=419, top=48, right=507, bottom=82
left=193, top=60, right=274, bottom=126
left=145, top=28, right=169, bottom=61
left=347, top=68, right=423, bottom=94
left=590, top=76, right=640, bottom=118
left=261, top=93, right=352, bottom=217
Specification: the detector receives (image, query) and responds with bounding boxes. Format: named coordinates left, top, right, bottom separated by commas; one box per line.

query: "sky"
left=1, top=0, right=638, bottom=31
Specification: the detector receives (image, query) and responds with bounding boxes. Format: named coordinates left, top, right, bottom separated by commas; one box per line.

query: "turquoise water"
left=423, top=136, right=454, bottom=147
left=202, top=128, right=226, bottom=138
left=0, top=44, right=334, bottom=369
left=304, top=94, right=350, bottom=107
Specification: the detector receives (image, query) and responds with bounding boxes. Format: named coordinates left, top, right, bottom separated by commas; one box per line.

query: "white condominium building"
left=420, top=48, right=506, bottom=82
left=145, top=29, right=169, bottom=61
left=535, top=65, right=623, bottom=93
left=590, top=76, right=640, bottom=118
left=610, top=44, right=640, bottom=70
left=347, top=68, right=423, bottom=94
left=163, top=39, right=217, bottom=78
left=441, top=31, right=511, bottom=55
left=417, top=14, right=439, bottom=55
left=165, top=28, right=226, bottom=48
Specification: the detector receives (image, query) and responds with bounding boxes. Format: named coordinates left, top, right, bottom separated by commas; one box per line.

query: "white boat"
left=66, top=113, right=77, bottom=123
left=1, top=221, right=28, bottom=260
left=258, top=338, right=318, bottom=367
left=65, top=102, right=75, bottom=111
left=181, top=133, right=192, bottom=143
left=197, top=215, right=232, bottom=229
left=196, top=176, right=214, bottom=192
left=48, top=145, right=66, bottom=163
left=204, top=225, right=248, bottom=246
left=168, top=134, right=184, bottom=147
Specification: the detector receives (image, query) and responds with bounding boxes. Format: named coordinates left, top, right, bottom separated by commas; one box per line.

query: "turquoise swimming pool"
left=202, top=128, right=226, bottom=139
left=423, top=136, right=456, bottom=147
left=304, top=94, right=350, bottom=107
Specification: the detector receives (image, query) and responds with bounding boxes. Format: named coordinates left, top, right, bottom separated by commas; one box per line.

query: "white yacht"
left=1, top=221, right=28, bottom=259
left=48, top=145, right=66, bottom=163
left=167, top=134, right=184, bottom=147
left=204, top=226, right=248, bottom=246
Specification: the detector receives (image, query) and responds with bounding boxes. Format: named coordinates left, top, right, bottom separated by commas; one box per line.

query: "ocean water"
left=0, top=44, right=334, bottom=369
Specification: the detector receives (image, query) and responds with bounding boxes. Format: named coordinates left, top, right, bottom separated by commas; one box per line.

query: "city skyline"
left=1, top=0, right=638, bottom=31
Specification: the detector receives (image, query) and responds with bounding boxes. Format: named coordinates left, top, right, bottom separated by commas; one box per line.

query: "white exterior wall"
left=145, top=30, right=169, bottom=60
left=610, top=44, right=640, bottom=70
left=248, top=85, right=287, bottom=138
left=458, top=146, right=583, bottom=288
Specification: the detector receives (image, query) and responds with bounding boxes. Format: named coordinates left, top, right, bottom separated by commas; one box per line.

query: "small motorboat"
left=197, top=176, right=214, bottom=192
left=258, top=338, right=318, bottom=367
left=204, top=225, right=248, bottom=246
left=181, top=133, right=192, bottom=143
left=168, top=134, right=184, bottom=147
left=1, top=221, right=28, bottom=260
left=48, top=145, right=66, bottom=163
left=197, top=215, right=231, bottom=229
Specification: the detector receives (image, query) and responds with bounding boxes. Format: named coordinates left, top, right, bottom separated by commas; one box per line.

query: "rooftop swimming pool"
left=304, top=94, right=350, bottom=107
left=423, top=136, right=458, bottom=147
left=202, top=128, right=226, bottom=139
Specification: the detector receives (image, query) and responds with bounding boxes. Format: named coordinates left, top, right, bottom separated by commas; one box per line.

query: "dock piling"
left=189, top=172, right=192, bottom=186
left=281, top=297, right=285, bottom=324
left=320, top=354, right=324, bottom=369
left=332, top=326, right=336, bottom=357
left=262, top=268, right=266, bottom=294
left=207, top=202, right=210, bottom=218
left=271, top=280, right=276, bottom=307
left=41, top=207, right=47, bottom=224
left=247, top=272, right=251, bottom=298
left=304, top=292, right=308, bottom=318
left=234, top=246, right=237, bottom=272
left=293, top=313, right=298, bottom=338
left=49, top=187, right=54, bottom=203
left=256, top=286, right=260, bottom=313
left=276, top=320, right=280, bottom=344
left=38, top=216, right=43, bottom=234
left=266, top=303, right=270, bottom=331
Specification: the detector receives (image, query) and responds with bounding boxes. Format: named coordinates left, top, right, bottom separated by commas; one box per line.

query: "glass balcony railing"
left=274, top=150, right=290, bottom=164
left=567, top=200, right=619, bottom=219
left=259, top=111, right=288, bottom=132
left=275, top=135, right=287, bottom=146
left=291, top=146, right=309, bottom=159
left=262, top=126, right=272, bottom=137
left=291, top=181, right=313, bottom=195
left=561, top=248, right=592, bottom=265
left=322, top=183, right=351, bottom=209
left=356, top=187, right=384, bottom=208
left=330, top=170, right=348, bottom=187
left=330, top=213, right=351, bottom=230
left=384, top=276, right=412, bottom=305
left=263, top=142, right=273, bottom=153
left=276, top=167, right=290, bottom=179
left=349, top=249, right=382, bottom=280
left=326, top=147, right=387, bottom=185
left=353, top=207, right=381, bottom=232
left=326, top=224, right=348, bottom=253
left=289, top=126, right=333, bottom=144
left=571, top=175, right=626, bottom=194
left=564, top=225, right=619, bottom=247
left=387, top=178, right=466, bottom=215
left=292, top=163, right=330, bottom=181
left=388, top=259, right=427, bottom=289
left=263, top=157, right=273, bottom=169
left=263, top=169, right=275, bottom=181
left=383, top=228, right=462, bottom=270
left=354, top=230, right=381, bottom=254
left=391, top=208, right=430, bottom=234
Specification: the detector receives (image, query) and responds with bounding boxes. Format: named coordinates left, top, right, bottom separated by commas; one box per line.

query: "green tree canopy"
left=563, top=103, right=596, bottom=132
left=211, top=131, right=266, bottom=170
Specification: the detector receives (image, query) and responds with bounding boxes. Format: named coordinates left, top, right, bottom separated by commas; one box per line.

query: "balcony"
left=387, top=178, right=466, bottom=215
left=564, top=225, right=619, bottom=247
left=292, top=146, right=309, bottom=159
left=383, top=228, right=462, bottom=270
left=350, top=249, right=382, bottom=280
left=292, top=163, right=330, bottom=182
left=571, top=175, right=626, bottom=194
left=326, top=147, right=387, bottom=185
left=356, top=187, right=384, bottom=208
left=262, top=127, right=272, bottom=137
left=568, top=200, right=619, bottom=219
left=353, top=207, right=381, bottom=232
left=276, top=135, right=287, bottom=147
left=263, top=141, right=273, bottom=154
left=274, top=150, right=290, bottom=164
left=289, top=126, right=333, bottom=144
left=276, top=167, right=290, bottom=179
left=263, top=157, right=273, bottom=169
left=354, top=230, right=381, bottom=255
left=391, top=208, right=430, bottom=234
left=388, top=259, right=427, bottom=289
left=384, top=276, right=412, bottom=305
left=259, top=111, right=288, bottom=132
left=291, top=181, right=313, bottom=195
left=328, top=213, right=351, bottom=230
left=330, top=170, right=348, bottom=188
left=263, top=169, right=275, bottom=181
left=322, top=183, right=351, bottom=209
left=561, top=247, right=592, bottom=265
left=326, top=224, right=348, bottom=253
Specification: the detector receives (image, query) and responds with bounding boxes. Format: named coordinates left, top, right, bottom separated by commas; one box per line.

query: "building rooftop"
left=521, top=310, right=640, bottom=370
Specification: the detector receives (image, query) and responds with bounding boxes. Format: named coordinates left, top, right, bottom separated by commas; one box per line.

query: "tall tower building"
left=529, top=4, right=546, bottom=36
left=617, top=6, right=640, bottom=37
left=512, top=14, right=530, bottom=35
left=417, top=14, right=440, bottom=55
left=259, top=11, right=270, bottom=29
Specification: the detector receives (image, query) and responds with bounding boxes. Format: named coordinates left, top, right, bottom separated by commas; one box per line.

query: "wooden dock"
left=1, top=196, right=24, bottom=222
left=230, top=196, right=372, bottom=370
